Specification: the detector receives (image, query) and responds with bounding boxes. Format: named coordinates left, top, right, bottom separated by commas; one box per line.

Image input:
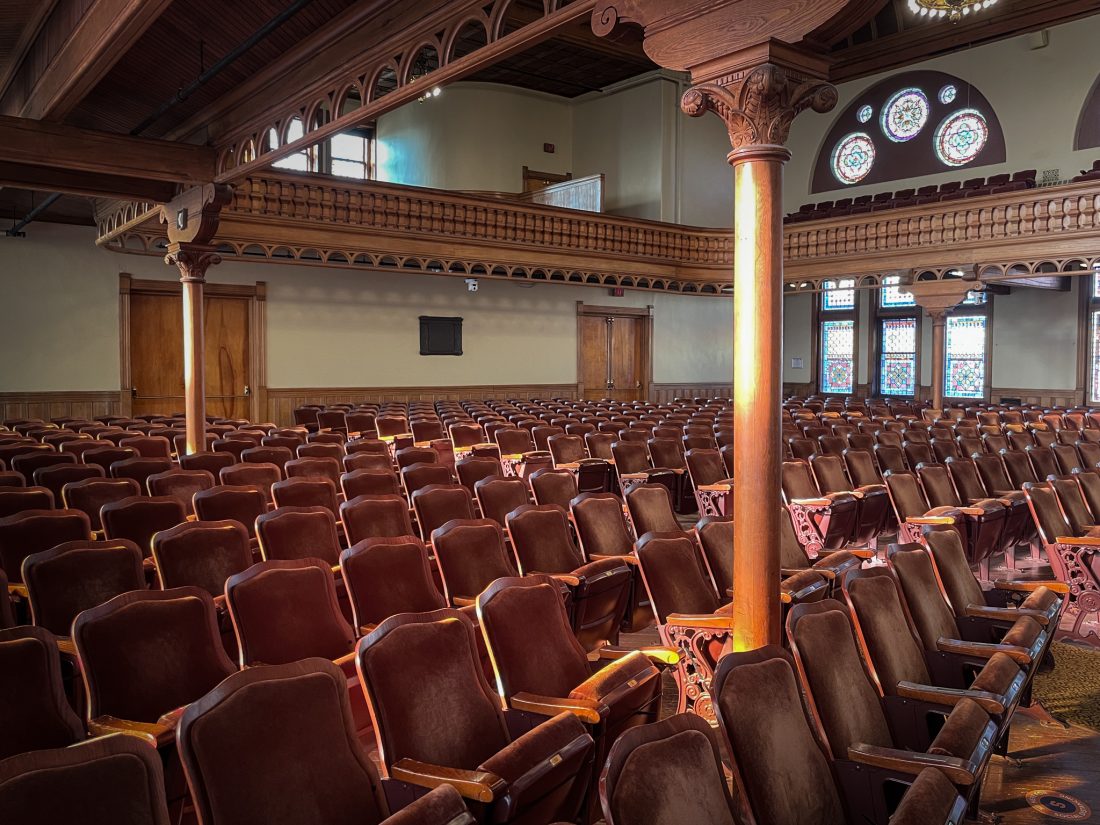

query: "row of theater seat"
left=0, top=399, right=1076, bottom=823
left=786, top=170, right=1039, bottom=223
left=1072, top=158, right=1100, bottom=183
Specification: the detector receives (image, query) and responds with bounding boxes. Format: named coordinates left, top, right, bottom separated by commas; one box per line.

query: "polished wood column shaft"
left=165, top=243, right=221, bottom=455
left=730, top=145, right=789, bottom=650
left=929, top=309, right=947, bottom=412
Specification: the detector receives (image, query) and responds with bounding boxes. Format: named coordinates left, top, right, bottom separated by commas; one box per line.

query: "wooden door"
left=130, top=292, right=250, bottom=419
left=578, top=311, right=649, bottom=401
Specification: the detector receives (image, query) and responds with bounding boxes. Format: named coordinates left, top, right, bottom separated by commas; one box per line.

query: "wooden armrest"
left=957, top=506, right=986, bottom=516
left=589, top=644, right=679, bottom=667
left=1055, top=536, right=1100, bottom=547
left=333, top=650, right=357, bottom=670
left=551, top=573, right=581, bottom=588
left=55, top=637, right=77, bottom=657
left=843, top=547, right=875, bottom=559
left=7, top=582, right=28, bottom=599
left=390, top=758, right=507, bottom=804
left=620, top=472, right=649, bottom=481
left=665, top=612, right=733, bottom=630
left=556, top=462, right=580, bottom=470
left=907, top=516, right=955, bottom=525
left=698, top=483, right=732, bottom=492
left=790, top=497, right=831, bottom=507
left=452, top=596, right=476, bottom=607
left=936, top=636, right=1031, bottom=665
left=847, top=744, right=976, bottom=785
left=509, top=691, right=603, bottom=724
left=994, top=579, right=1069, bottom=594
left=897, top=681, right=1007, bottom=715
left=964, top=604, right=1048, bottom=625
left=88, top=715, right=174, bottom=748
left=590, top=553, right=637, bottom=566
left=500, top=453, right=524, bottom=461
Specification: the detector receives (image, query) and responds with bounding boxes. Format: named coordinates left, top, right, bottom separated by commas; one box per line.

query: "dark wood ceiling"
left=66, top=0, right=361, bottom=138
left=0, top=189, right=94, bottom=228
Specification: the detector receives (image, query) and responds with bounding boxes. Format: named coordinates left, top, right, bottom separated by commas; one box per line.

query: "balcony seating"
left=356, top=609, right=593, bottom=824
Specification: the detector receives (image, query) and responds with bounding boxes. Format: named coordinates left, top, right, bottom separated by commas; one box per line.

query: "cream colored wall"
left=0, top=224, right=732, bottom=392
left=376, top=83, right=574, bottom=193
left=991, top=281, right=1080, bottom=391
left=784, top=16, right=1100, bottom=208
left=783, top=293, right=814, bottom=384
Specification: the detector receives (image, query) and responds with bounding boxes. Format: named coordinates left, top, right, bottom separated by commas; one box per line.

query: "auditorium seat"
left=401, top=463, right=454, bottom=500
left=0, top=509, right=92, bottom=587
left=396, top=445, right=437, bottom=469
left=100, top=496, right=186, bottom=559
left=456, top=456, right=502, bottom=494
left=477, top=574, right=663, bottom=819
left=256, top=506, right=341, bottom=567
left=9, top=451, right=74, bottom=482
left=431, top=518, right=516, bottom=606
left=624, top=483, right=679, bottom=536
left=152, top=520, right=252, bottom=599
left=0, top=733, right=173, bottom=825
left=0, top=486, right=54, bottom=517
left=412, top=484, right=474, bottom=540
left=272, top=477, right=341, bottom=520
left=528, top=468, right=579, bottom=510
left=176, top=659, right=476, bottom=825
left=505, top=504, right=633, bottom=650
left=193, top=486, right=267, bottom=547
left=0, top=625, right=86, bottom=760
left=781, top=460, right=858, bottom=556
left=146, top=468, right=215, bottom=516
left=473, top=476, right=529, bottom=527
left=241, top=445, right=293, bottom=472
left=73, top=587, right=237, bottom=806
left=341, top=468, right=400, bottom=499
left=709, top=646, right=968, bottom=825
left=285, top=456, right=342, bottom=488
left=343, top=451, right=396, bottom=473
left=23, top=538, right=145, bottom=639
left=179, top=450, right=235, bottom=475
left=118, top=435, right=172, bottom=459
left=810, top=453, right=890, bottom=546
left=356, top=609, right=593, bottom=824
left=786, top=600, right=997, bottom=812
left=220, top=462, right=280, bottom=501
left=915, top=463, right=1009, bottom=579
left=341, top=494, right=415, bottom=544
left=945, top=456, right=1034, bottom=554
left=340, top=535, right=448, bottom=632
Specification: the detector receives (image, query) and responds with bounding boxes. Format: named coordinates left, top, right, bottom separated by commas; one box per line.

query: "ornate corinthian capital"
left=165, top=244, right=222, bottom=284
left=681, top=63, right=837, bottom=154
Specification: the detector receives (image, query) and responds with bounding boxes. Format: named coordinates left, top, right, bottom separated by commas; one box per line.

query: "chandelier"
left=908, top=0, right=998, bottom=23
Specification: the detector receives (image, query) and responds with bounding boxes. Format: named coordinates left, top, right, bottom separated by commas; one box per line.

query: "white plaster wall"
left=783, top=293, right=814, bottom=384
left=991, top=280, right=1080, bottom=391
left=0, top=224, right=733, bottom=391
left=784, top=16, right=1100, bottom=209
left=376, top=83, right=574, bottom=193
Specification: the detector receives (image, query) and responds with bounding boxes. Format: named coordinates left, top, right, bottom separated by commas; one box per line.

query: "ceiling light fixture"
left=907, top=0, right=998, bottom=23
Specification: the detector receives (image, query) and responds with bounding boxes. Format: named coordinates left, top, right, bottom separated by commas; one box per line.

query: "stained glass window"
left=939, top=85, right=957, bottom=104
left=831, top=133, right=876, bottom=184
left=821, top=320, right=855, bottom=395
left=944, top=315, right=987, bottom=399
left=881, top=88, right=930, bottom=143
left=1091, top=309, right=1100, bottom=404
left=822, top=278, right=856, bottom=311
left=1093, top=273, right=1100, bottom=299
left=879, top=318, right=917, bottom=396
left=935, top=109, right=989, bottom=167
left=880, top=275, right=916, bottom=308
left=858, top=105, right=873, bottom=123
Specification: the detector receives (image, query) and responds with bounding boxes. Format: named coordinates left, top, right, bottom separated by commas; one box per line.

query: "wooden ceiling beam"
left=8, top=0, right=172, bottom=122
left=0, top=0, right=60, bottom=103
left=0, top=114, right=215, bottom=200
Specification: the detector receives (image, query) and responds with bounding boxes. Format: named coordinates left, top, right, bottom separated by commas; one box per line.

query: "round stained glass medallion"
left=939, top=84, right=957, bottom=104
left=857, top=105, right=873, bottom=123
left=935, top=109, right=989, bottom=166
left=831, top=133, right=876, bottom=184
left=881, top=87, right=930, bottom=142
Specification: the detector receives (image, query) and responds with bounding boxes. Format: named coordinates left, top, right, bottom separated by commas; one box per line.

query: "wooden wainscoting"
left=989, top=387, right=1084, bottom=408
left=267, top=384, right=579, bottom=426
left=0, top=391, right=123, bottom=423
left=650, top=383, right=731, bottom=404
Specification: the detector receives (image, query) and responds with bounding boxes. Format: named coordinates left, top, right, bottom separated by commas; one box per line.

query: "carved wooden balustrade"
left=97, top=174, right=1100, bottom=296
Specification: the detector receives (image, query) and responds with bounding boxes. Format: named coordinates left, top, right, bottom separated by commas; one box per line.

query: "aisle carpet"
left=1033, top=641, right=1100, bottom=731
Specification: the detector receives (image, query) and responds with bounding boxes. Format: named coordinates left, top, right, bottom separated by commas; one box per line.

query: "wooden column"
left=681, top=60, right=836, bottom=649
left=904, top=280, right=975, bottom=413
left=160, top=184, right=233, bottom=454
left=165, top=245, right=221, bottom=453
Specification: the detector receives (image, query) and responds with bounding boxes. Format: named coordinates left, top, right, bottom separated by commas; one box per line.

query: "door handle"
left=131, top=387, right=138, bottom=398
left=244, top=386, right=251, bottom=397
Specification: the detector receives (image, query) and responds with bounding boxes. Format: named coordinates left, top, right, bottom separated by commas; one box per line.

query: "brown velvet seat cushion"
left=0, top=735, right=170, bottom=825
left=178, top=659, right=386, bottom=825
left=383, top=784, right=473, bottom=825
left=609, top=728, right=736, bottom=825
left=0, top=627, right=85, bottom=760
left=923, top=530, right=988, bottom=616
left=969, top=652, right=1024, bottom=698
left=791, top=607, right=893, bottom=757
left=569, top=650, right=659, bottom=727
left=891, top=768, right=963, bottom=825
left=890, top=549, right=960, bottom=651
left=927, top=697, right=991, bottom=760
left=1020, top=586, right=1058, bottom=614
left=846, top=574, right=930, bottom=693
left=1001, top=615, right=1044, bottom=651
left=716, top=656, right=846, bottom=825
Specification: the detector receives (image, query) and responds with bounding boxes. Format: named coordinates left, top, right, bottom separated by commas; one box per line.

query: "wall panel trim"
left=0, top=391, right=122, bottom=423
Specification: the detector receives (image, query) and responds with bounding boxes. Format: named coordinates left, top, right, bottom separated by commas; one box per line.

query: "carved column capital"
left=165, top=243, right=222, bottom=283
left=680, top=62, right=837, bottom=162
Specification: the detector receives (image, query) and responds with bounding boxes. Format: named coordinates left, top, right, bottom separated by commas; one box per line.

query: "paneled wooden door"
left=577, top=304, right=652, bottom=401
left=127, top=287, right=252, bottom=420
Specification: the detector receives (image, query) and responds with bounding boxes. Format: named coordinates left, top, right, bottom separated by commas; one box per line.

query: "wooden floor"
left=983, top=711, right=1100, bottom=823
